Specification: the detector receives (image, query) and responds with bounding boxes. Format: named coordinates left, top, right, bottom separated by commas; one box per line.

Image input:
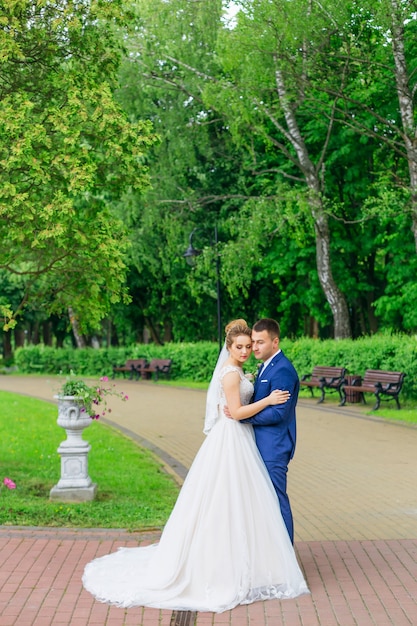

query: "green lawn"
left=298, top=387, right=417, bottom=424
left=0, top=391, right=179, bottom=529
left=2, top=381, right=416, bottom=531
left=366, top=406, right=417, bottom=424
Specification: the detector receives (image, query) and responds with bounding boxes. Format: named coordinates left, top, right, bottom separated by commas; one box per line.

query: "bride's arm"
left=222, top=371, right=290, bottom=420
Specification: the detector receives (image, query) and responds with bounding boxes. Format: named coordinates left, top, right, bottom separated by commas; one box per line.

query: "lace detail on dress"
left=205, top=365, right=254, bottom=433
left=219, top=366, right=254, bottom=419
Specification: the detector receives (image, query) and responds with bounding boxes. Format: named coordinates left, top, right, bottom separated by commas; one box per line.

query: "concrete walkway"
left=0, top=376, right=416, bottom=625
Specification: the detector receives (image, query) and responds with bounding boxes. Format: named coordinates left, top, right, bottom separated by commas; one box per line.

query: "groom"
left=241, top=318, right=299, bottom=543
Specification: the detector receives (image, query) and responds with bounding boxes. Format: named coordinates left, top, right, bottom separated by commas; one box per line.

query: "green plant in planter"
left=58, top=373, right=128, bottom=419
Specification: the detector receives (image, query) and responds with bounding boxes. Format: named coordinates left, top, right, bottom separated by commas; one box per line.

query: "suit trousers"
left=264, top=456, right=294, bottom=544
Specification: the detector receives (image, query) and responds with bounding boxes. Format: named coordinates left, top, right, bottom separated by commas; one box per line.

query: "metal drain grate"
left=170, top=611, right=197, bottom=626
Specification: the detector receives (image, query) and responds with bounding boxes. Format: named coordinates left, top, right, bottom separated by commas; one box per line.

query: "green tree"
left=113, top=1, right=329, bottom=338
left=307, top=0, right=417, bottom=331
left=113, top=0, right=254, bottom=342
left=334, top=0, right=417, bottom=249
left=207, top=0, right=363, bottom=338
left=210, top=0, right=417, bottom=337
left=0, top=0, right=156, bottom=332
left=110, top=0, right=417, bottom=340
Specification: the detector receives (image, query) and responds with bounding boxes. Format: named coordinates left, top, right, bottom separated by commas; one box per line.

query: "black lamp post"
left=183, top=226, right=222, bottom=353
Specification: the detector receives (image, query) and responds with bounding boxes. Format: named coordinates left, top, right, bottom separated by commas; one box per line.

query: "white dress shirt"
left=258, top=349, right=281, bottom=378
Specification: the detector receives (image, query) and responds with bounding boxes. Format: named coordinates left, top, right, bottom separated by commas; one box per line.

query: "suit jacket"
left=242, top=350, right=299, bottom=462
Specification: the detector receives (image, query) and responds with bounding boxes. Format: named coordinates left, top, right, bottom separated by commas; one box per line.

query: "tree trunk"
left=274, top=67, right=352, bottom=338
left=106, top=319, right=112, bottom=348
left=304, top=315, right=319, bottom=338
left=390, top=0, right=417, bottom=252
left=14, top=327, right=25, bottom=348
left=42, top=321, right=53, bottom=346
left=68, top=307, right=86, bottom=348
left=31, top=321, right=40, bottom=344
left=3, top=331, right=12, bottom=360
left=163, top=320, right=173, bottom=342
left=310, top=195, right=352, bottom=339
left=144, top=316, right=164, bottom=345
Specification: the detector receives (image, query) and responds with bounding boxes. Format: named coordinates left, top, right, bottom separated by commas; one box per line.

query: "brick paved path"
left=0, top=377, right=416, bottom=626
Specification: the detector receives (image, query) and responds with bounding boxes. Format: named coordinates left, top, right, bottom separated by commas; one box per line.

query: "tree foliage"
left=0, top=0, right=156, bottom=330
left=3, top=0, right=417, bottom=353
left=109, top=0, right=417, bottom=342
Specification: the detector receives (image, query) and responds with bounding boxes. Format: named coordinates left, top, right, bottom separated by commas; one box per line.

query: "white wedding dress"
left=82, top=365, right=309, bottom=613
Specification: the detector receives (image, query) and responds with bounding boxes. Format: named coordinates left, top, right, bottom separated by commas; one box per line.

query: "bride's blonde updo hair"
left=225, top=319, right=252, bottom=349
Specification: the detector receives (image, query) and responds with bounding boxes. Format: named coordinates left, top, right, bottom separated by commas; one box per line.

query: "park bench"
left=112, top=358, right=148, bottom=380
left=301, top=366, right=346, bottom=404
left=340, top=369, right=406, bottom=410
left=141, top=358, right=172, bottom=381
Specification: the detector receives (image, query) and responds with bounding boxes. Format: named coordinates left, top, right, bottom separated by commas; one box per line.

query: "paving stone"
left=1, top=376, right=417, bottom=625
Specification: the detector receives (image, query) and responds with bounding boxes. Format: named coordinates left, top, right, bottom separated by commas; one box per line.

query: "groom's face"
left=252, top=330, right=279, bottom=362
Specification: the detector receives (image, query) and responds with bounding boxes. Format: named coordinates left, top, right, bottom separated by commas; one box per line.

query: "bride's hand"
left=268, top=389, right=290, bottom=405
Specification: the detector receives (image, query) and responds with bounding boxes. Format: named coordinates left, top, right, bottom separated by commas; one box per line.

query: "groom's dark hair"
left=253, top=318, right=280, bottom=340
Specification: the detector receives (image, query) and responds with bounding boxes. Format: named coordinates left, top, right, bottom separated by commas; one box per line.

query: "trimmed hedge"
left=283, top=334, right=417, bottom=400
left=13, top=333, right=417, bottom=399
left=13, top=342, right=219, bottom=383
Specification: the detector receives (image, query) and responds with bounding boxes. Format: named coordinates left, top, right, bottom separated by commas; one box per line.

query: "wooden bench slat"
left=112, top=359, right=148, bottom=380
left=301, top=366, right=346, bottom=404
left=141, top=359, right=172, bottom=381
left=340, top=369, right=406, bottom=410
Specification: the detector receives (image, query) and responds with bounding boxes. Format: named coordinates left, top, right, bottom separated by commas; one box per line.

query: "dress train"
left=82, top=368, right=309, bottom=612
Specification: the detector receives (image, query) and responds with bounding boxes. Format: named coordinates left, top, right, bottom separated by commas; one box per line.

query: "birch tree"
left=379, top=0, right=417, bottom=251
left=314, top=0, right=417, bottom=329
left=207, top=0, right=353, bottom=337
left=121, top=0, right=353, bottom=337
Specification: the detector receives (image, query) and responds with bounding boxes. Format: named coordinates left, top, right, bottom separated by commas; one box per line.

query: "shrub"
left=14, top=342, right=220, bottom=382
left=14, top=333, right=417, bottom=399
left=283, top=334, right=417, bottom=399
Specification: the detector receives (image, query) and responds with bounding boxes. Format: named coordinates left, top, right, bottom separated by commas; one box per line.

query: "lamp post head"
left=183, top=231, right=202, bottom=266
left=183, top=225, right=222, bottom=352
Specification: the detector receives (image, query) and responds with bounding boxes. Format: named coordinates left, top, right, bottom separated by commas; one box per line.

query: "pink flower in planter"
left=57, top=373, right=129, bottom=419
left=3, top=477, right=16, bottom=490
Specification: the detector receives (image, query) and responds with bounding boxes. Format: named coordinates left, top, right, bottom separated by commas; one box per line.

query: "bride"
left=82, top=319, right=309, bottom=613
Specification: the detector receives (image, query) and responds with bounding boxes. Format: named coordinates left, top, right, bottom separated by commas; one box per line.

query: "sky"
left=223, top=1, right=240, bottom=27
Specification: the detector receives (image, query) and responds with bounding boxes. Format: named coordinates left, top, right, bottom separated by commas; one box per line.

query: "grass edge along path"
left=3, top=372, right=417, bottom=423
left=0, top=390, right=179, bottom=529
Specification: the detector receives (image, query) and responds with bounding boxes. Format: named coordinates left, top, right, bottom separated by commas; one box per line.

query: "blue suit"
left=242, top=350, right=299, bottom=543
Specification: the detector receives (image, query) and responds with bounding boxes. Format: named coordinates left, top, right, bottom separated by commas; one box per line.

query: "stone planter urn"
left=49, top=396, right=97, bottom=502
